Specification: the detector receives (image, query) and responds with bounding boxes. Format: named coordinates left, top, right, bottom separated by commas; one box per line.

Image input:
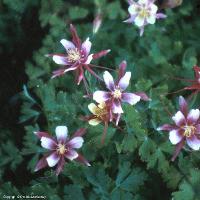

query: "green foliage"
left=1, top=0, right=200, bottom=199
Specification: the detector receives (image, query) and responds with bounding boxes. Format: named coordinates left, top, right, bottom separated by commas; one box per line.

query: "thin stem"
left=159, top=96, right=173, bottom=117
left=82, top=75, right=90, bottom=96
left=101, top=122, right=108, bottom=144
left=89, top=64, right=116, bottom=71
left=84, top=65, right=103, bottom=81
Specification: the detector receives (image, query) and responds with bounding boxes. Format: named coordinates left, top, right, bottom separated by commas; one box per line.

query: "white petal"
left=60, top=39, right=75, bottom=50
left=68, top=137, right=84, bottom=149
left=93, top=91, right=110, bottom=103
left=118, top=72, right=131, bottom=91
left=89, top=118, right=101, bottom=126
left=112, top=100, right=123, bottom=114
left=187, top=109, right=200, bottom=123
left=53, top=55, right=68, bottom=65
left=88, top=103, right=98, bottom=114
left=41, top=137, right=56, bottom=150
left=146, top=15, right=156, bottom=24
left=172, top=111, right=185, bottom=126
left=169, top=130, right=183, bottom=145
left=122, top=93, right=141, bottom=105
left=150, top=3, right=158, bottom=14
left=128, top=4, right=139, bottom=15
left=55, top=126, right=68, bottom=142
left=85, top=54, right=93, bottom=64
left=65, top=150, right=78, bottom=160
left=46, top=153, right=60, bottom=167
left=186, top=136, right=200, bottom=150
left=81, top=37, right=92, bottom=55
left=138, top=0, right=148, bottom=5
left=103, top=71, right=115, bottom=91
left=134, top=16, right=145, bottom=27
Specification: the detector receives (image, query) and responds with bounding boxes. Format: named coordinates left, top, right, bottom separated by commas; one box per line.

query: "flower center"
left=113, top=89, right=122, bottom=99
left=183, top=125, right=196, bottom=137
left=57, top=143, right=67, bottom=155
left=139, top=8, right=150, bottom=18
left=94, top=102, right=108, bottom=118
left=67, top=48, right=81, bottom=62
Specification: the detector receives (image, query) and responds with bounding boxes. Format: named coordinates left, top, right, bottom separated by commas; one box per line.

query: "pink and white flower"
left=125, top=0, right=166, bottom=36
left=93, top=61, right=149, bottom=125
left=47, top=24, right=110, bottom=86
left=34, top=126, right=90, bottom=175
left=158, top=96, right=200, bottom=161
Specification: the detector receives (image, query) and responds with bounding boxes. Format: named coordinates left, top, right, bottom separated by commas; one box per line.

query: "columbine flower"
left=157, top=96, right=200, bottom=161
left=93, top=13, right=102, bottom=34
left=34, top=126, right=90, bottom=175
left=93, top=61, right=149, bottom=125
left=87, top=102, right=110, bottom=126
left=125, top=0, right=166, bottom=36
left=86, top=102, right=112, bottom=143
left=47, top=24, right=110, bottom=86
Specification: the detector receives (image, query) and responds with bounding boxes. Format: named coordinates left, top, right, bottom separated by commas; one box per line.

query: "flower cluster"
left=32, top=3, right=197, bottom=176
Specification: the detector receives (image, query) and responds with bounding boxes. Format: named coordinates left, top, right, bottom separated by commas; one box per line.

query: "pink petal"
left=93, top=91, right=111, bottom=103
left=134, top=92, right=150, bottom=101
left=72, top=128, right=87, bottom=138
left=51, top=69, right=66, bottom=78
left=186, top=135, right=200, bottom=150
left=81, top=38, right=92, bottom=56
left=112, top=99, right=123, bottom=114
left=172, top=111, right=185, bottom=127
left=34, top=156, right=48, bottom=172
left=103, top=71, right=115, bottom=91
left=123, top=15, right=136, bottom=23
left=157, top=124, right=175, bottom=131
left=171, top=139, right=184, bottom=161
left=169, top=130, right=183, bottom=145
left=46, top=152, right=60, bottom=167
left=118, top=72, right=131, bottom=91
left=65, top=149, right=78, bottom=160
left=70, top=24, right=81, bottom=48
left=187, top=109, right=200, bottom=124
left=34, top=131, right=53, bottom=139
left=60, top=39, right=75, bottom=50
left=53, top=55, right=68, bottom=65
left=93, top=14, right=102, bottom=34
left=55, top=126, right=68, bottom=143
left=195, top=124, right=200, bottom=134
left=179, top=96, right=188, bottom=115
left=41, top=137, right=57, bottom=150
left=122, top=93, right=141, bottom=105
left=55, top=156, right=65, bottom=176
left=75, top=153, right=91, bottom=166
left=118, top=60, right=127, bottom=80
left=156, top=13, right=167, bottom=19
left=92, top=49, right=111, bottom=60
left=67, top=137, right=84, bottom=149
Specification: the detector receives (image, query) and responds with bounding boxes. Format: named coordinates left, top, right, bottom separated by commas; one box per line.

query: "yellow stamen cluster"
left=139, top=8, right=150, bottom=18
left=183, top=125, right=196, bottom=138
left=67, top=48, right=81, bottom=62
left=57, top=143, right=67, bottom=155
left=113, top=89, right=122, bottom=99
left=94, top=102, right=108, bottom=118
